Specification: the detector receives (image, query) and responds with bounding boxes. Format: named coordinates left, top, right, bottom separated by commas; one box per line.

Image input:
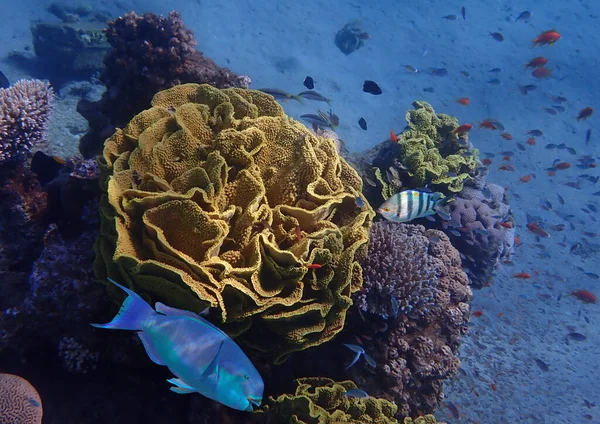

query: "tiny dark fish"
left=363, top=80, right=382, bottom=95
left=303, top=76, right=314, bottom=90
left=0, top=70, right=9, bottom=89
left=487, top=78, right=502, bottom=85
left=585, top=272, right=599, bottom=280
left=515, top=11, right=532, bottom=22
left=488, top=67, right=503, bottom=73
left=358, top=117, right=367, bottom=130
left=534, top=357, right=549, bottom=371
left=430, top=68, right=448, bottom=77
left=460, top=71, right=471, bottom=79
left=518, top=84, right=537, bottom=95
left=489, top=32, right=504, bottom=42
left=566, top=332, right=587, bottom=343
left=557, top=194, right=565, bottom=205
left=546, top=144, right=558, bottom=149
left=566, top=147, right=577, bottom=155
left=442, top=14, right=458, bottom=20
left=461, top=6, right=466, bottom=20
left=543, top=107, right=558, bottom=115
left=585, top=129, right=592, bottom=145
left=423, top=87, right=435, bottom=93
left=517, top=142, right=526, bottom=151
left=552, top=105, right=565, bottom=112
left=527, top=129, right=544, bottom=137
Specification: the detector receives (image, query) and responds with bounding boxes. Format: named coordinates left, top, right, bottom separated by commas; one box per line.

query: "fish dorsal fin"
left=137, top=331, right=165, bottom=366
left=201, top=340, right=224, bottom=385
left=155, top=302, right=208, bottom=319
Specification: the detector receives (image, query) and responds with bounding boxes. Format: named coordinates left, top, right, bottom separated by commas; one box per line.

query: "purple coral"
left=357, top=222, right=440, bottom=319
left=0, top=80, right=55, bottom=164
left=350, top=222, right=472, bottom=418
left=79, top=10, right=250, bottom=157
left=443, top=184, right=514, bottom=287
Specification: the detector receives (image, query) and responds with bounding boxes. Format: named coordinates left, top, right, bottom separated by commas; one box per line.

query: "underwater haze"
left=0, top=0, right=598, bottom=423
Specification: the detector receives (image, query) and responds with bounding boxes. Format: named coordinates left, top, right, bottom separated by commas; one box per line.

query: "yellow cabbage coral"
left=95, top=83, right=374, bottom=362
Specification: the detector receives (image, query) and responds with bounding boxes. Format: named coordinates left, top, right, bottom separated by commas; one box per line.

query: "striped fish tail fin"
left=434, top=196, right=452, bottom=221
left=91, top=278, right=156, bottom=331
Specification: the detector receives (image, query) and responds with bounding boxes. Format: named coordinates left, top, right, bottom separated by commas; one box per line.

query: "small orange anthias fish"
left=577, top=107, right=594, bottom=121
left=531, top=66, right=552, bottom=79
left=481, top=158, right=492, bottom=166
left=524, top=56, right=549, bottom=69
left=532, top=29, right=561, bottom=47
left=472, top=310, right=484, bottom=317
left=390, top=130, right=398, bottom=143
left=526, top=137, right=536, bottom=145
left=527, top=222, right=550, bottom=237
left=519, top=174, right=533, bottom=183
left=498, top=164, right=515, bottom=171
left=478, top=119, right=497, bottom=130
left=571, top=290, right=597, bottom=303
left=457, top=97, right=470, bottom=105
left=453, top=123, right=473, bottom=134
left=501, top=132, right=513, bottom=140
left=512, top=272, right=531, bottom=279
left=554, top=162, right=570, bottom=170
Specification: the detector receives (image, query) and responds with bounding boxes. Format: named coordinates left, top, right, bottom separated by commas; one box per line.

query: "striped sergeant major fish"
left=378, top=189, right=452, bottom=223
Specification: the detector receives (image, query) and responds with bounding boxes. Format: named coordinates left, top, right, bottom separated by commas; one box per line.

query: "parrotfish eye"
left=383, top=207, right=390, bottom=212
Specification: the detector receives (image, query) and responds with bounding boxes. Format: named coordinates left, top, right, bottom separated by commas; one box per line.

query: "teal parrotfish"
left=378, top=189, right=451, bottom=223
left=91, top=278, right=264, bottom=411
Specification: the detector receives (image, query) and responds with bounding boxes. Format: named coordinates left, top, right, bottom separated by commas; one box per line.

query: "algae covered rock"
left=253, top=377, right=398, bottom=424
left=95, top=83, right=374, bottom=363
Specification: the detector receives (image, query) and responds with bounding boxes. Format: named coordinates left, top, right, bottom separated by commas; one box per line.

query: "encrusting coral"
left=0, top=80, right=54, bottom=164
left=349, top=222, right=471, bottom=418
left=253, top=377, right=398, bottom=424
left=95, top=83, right=375, bottom=363
left=0, top=373, right=43, bottom=424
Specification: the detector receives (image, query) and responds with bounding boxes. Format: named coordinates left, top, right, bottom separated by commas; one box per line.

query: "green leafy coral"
left=363, top=101, right=479, bottom=205
left=95, top=83, right=374, bottom=363
left=253, top=377, right=398, bottom=424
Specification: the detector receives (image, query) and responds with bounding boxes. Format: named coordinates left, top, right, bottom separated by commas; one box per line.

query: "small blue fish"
left=343, top=344, right=376, bottom=370
left=92, top=278, right=264, bottom=411
left=378, top=190, right=451, bottom=223
left=344, top=388, right=369, bottom=399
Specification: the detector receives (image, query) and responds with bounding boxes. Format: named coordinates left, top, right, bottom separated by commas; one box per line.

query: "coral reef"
left=403, top=416, right=446, bottom=424
left=0, top=80, right=55, bottom=164
left=361, top=101, right=479, bottom=208
left=442, top=184, right=514, bottom=288
left=350, top=222, right=472, bottom=418
left=79, top=10, right=250, bottom=158
left=95, top=83, right=374, bottom=363
left=253, top=377, right=398, bottom=423
left=0, top=373, right=43, bottom=424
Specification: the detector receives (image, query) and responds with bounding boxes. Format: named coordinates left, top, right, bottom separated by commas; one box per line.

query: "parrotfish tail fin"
left=91, top=278, right=155, bottom=331
left=434, top=196, right=452, bottom=221
left=292, top=94, right=305, bottom=104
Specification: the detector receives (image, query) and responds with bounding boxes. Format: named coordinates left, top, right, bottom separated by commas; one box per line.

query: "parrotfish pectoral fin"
left=137, top=331, right=165, bottom=365
left=90, top=278, right=155, bottom=331
left=155, top=302, right=208, bottom=319
left=167, top=378, right=196, bottom=394
left=434, top=196, right=452, bottom=221
left=201, top=340, right=224, bottom=384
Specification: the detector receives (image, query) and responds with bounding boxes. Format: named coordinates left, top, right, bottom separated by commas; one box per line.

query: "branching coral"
left=253, top=377, right=398, bottom=423
left=95, top=83, right=374, bottom=362
left=0, top=373, right=43, bottom=424
left=350, top=222, right=471, bottom=418
left=0, top=80, right=54, bottom=164
left=442, top=184, right=514, bottom=288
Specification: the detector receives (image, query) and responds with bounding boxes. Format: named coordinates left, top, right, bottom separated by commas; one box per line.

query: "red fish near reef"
left=453, top=123, right=473, bottom=134
left=390, top=130, right=398, bottom=143
left=457, top=97, right=470, bottom=106
left=554, top=162, right=570, bottom=170
left=532, top=29, right=561, bottom=47
left=524, top=57, right=549, bottom=69
left=577, top=107, right=594, bottom=121
left=527, top=222, right=550, bottom=237
left=512, top=272, right=531, bottom=279
left=531, top=67, right=552, bottom=79
left=519, top=174, right=533, bottom=183
left=481, top=158, right=492, bottom=166
left=526, top=137, right=536, bottom=146
left=571, top=290, right=597, bottom=303
left=478, top=119, right=497, bottom=130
